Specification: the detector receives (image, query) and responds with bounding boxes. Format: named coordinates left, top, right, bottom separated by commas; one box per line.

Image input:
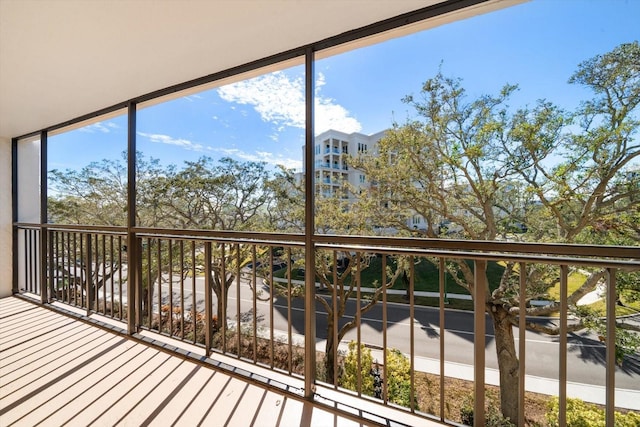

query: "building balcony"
left=5, top=224, right=639, bottom=426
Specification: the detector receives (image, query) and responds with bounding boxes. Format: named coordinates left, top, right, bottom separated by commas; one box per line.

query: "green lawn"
left=546, top=271, right=588, bottom=300
left=586, top=291, right=640, bottom=316
left=275, top=256, right=505, bottom=295
left=544, top=271, right=640, bottom=317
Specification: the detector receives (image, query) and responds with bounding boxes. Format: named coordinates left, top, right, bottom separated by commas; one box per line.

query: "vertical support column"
left=473, top=260, right=486, bottom=427
left=605, top=268, right=616, bottom=426
left=39, top=131, right=48, bottom=304
left=303, top=46, right=317, bottom=398
left=11, top=138, right=19, bottom=294
left=127, top=101, right=138, bottom=334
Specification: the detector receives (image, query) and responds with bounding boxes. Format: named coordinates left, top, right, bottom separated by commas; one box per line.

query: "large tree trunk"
left=490, top=305, right=520, bottom=423
left=216, top=295, right=225, bottom=332
left=324, top=317, right=337, bottom=384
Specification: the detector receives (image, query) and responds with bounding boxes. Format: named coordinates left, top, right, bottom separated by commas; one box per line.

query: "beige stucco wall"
left=0, top=137, right=12, bottom=297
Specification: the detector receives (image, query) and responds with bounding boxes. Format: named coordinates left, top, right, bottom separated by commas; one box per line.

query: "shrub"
left=341, top=341, right=374, bottom=394
left=546, top=397, right=640, bottom=427
left=339, top=341, right=418, bottom=409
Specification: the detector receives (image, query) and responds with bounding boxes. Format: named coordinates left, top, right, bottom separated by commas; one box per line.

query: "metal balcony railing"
left=13, top=223, right=640, bottom=426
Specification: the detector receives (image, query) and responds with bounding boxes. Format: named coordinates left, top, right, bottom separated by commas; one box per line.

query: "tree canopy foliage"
left=351, top=41, right=640, bottom=421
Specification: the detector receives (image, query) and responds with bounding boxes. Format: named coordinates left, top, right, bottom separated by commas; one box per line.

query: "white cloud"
left=217, top=71, right=361, bottom=135
left=183, top=94, right=203, bottom=102
left=213, top=147, right=302, bottom=171
left=79, top=121, right=118, bottom=133
left=137, top=132, right=205, bottom=152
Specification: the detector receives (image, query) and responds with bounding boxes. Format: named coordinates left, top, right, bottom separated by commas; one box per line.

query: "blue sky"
left=48, top=0, right=640, bottom=174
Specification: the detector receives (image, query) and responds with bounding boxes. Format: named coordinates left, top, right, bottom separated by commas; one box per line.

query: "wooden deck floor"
left=1, top=296, right=388, bottom=427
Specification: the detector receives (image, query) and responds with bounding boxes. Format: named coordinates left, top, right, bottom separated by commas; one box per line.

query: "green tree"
left=49, top=153, right=169, bottom=314
left=141, top=156, right=273, bottom=333
left=352, top=42, right=640, bottom=421
left=269, top=170, right=404, bottom=385
left=49, top=154, right=275, bottom=334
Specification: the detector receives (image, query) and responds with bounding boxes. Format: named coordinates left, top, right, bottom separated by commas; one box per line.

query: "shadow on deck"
left=0, top=296, right=437, bottom=427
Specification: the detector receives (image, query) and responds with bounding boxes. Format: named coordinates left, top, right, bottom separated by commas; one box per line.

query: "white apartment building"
left=299, top=129, right=387, bottom=200
left=296, top=128, right=430, bottom=232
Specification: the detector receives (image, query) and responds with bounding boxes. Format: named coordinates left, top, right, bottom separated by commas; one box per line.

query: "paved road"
left=112, top=273, right=640, bottom=392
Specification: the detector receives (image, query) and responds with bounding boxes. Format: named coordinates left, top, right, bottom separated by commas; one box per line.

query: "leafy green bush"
left=340, top=341, right=374, bottom=394
left=339, top=341, right=417, bottom=409
left=546, top=397, right=640, bottom=427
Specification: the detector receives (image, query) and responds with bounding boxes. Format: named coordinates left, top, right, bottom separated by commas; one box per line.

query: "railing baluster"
left=287, top=247, right=293, bottom=374
left=606, top=268, right=616, bottom=426
left=60, top=231, right=65, bottom=302
left=439, top=257, right=446, bottom=422
left=118, top=235, right=123, bottom=320
left=268, top=243, right=274, bottom=367
left=204, top=241, right=212, bottom=357
left=409, top=255, right=416, bottom=413
left=191, top=241, right=197, bottom=345
left=221, top=243, right=227, bottom=354
left=147, top=238, right=152, bottom=329
left=101, top=233, right=106, bottom=314
left=381, top=253, right=388, bottom=404
left=157, top=238, right=163, bottom=333
left=46, top=228, right=54, bottom=303
left=332, top=250, right=338, bottom=387
left=356, top=252, right=362, bottom=398
left=559, top=264, right=568, bottom=427
left=251, top=246, right=258, bottom=363
left=473, top=259, right=486, bottom=427
left=110, top=235, right=114, bottom=317
left=86, top=233, right=93, bottom=315
left=179, top=240, right=185, bottom=339
left=519, top=262, right=527, bottom=426
left=236, top=243, right=241, bottom=358
left=65, top=232, right=71, bottom=303
left=73, top=232, right=78, bottom=306
left=94, top=233, right=99, bottom=311
left=24, top=229, right=29, bottom=293
left=169, top=239, right=173, bottom=336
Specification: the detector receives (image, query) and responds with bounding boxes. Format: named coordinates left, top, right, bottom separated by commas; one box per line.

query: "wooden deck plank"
left=0, top=296, right=429, bottom=427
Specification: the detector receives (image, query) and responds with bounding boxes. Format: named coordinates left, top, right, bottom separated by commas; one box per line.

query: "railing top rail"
left=316, top=242, right=640, bottom=269
left=131, top=227, right=306, bottom=244
left=314, top=234, right=640, bottom=260
left=15, top=222, right=127, bottom=234
left=15, top=222, right=640, bottom=263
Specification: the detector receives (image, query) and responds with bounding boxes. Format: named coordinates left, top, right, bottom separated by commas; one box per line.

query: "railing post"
left=39, top=130, right=48, bottom=304
left=127, top=100, right=138, bottom=334
left=11, top=138, right=19, bottom=294
left=473, top=259, right=486, bottom=427
left=303, top=46, right=317, bottom=398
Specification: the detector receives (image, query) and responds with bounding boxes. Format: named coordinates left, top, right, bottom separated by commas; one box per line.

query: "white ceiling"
left=0, top=0, right=512, bottom=140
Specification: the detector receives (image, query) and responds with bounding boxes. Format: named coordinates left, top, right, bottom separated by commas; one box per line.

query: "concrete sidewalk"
left=272, top=328, right=640, bottom=411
